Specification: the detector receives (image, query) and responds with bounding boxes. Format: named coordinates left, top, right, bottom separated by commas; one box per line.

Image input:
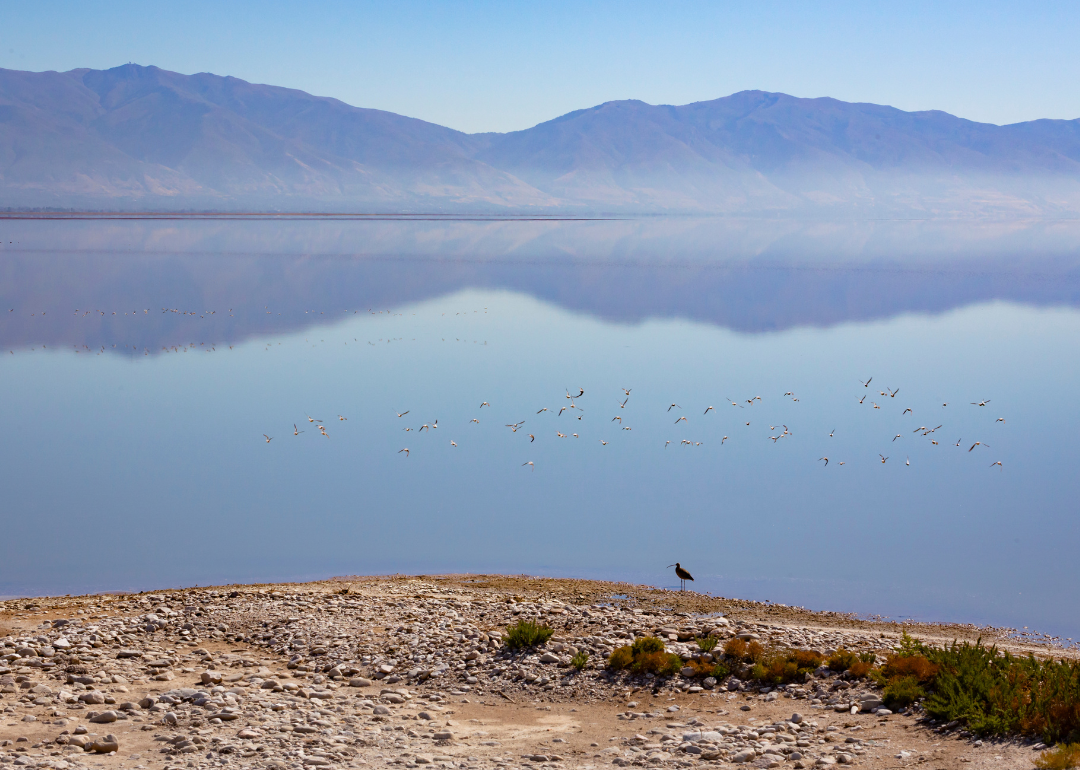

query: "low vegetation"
left=1035, top=744, right=1080, bottom=770
left=608, top=636, right=682, bottom=676
left=695, top=635, right=719, bottom=653
left=571, top=650, right=590, bottom=670
left=503, top=619, right=554, bottom=650
left=750, top=648, right=825, bottom=684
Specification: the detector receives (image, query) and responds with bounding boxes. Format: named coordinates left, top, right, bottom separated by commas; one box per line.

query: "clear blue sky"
left=5, top=1, right=1078, bottom=134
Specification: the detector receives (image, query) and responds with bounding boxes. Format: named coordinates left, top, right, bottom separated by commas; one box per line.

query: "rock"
left=680, top=666, right=696, bottom=677
left=15, top=647, right=38, bottom=657
left=236, top=730, right=260, bottom=739
left=116, top=650, right=143, bottom=659
left=433, top=731, right=453, bottom=741
left=208, top=711, right=240, bottom=721
left=377, top=664, right=395, bottom=674
left=20, top=715, right=36, bottom=722
left=260, top=679, right=280, bottom=689
left=372, top=705, right=391, bottom=715
left=200, top=671, right=223, bottom=685
left=418, top=711, right=434, bottom=720
left=791, top=713, right=804, bottom=724
left=539, top=652, right=560, bottom=664
left=53, top=638, right=72, bottom=649
left=732, top=749, right=755, bottom=763
left=348, top=677, right=372, bottom=687
left=163, top=711, right=178, bottom=726
left=860, top=697, right=883, bottom=712
left=875, top=708, right=893, bottom=716
left=118, top=702, right=140, bottom=711
left=79, top=691, right=106, bottom=704
left=138, top=696, right=157, bottom=708
left=790, top=752, right=803, bottom=760
left=702, top=676, right=717, bottom=689
left=89, top=711, right=118, bottom=723
left=88, top=734, right=119, bottom=754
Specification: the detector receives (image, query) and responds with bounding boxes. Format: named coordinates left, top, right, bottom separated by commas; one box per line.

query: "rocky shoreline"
left=0, top=575, right=1065, bottom=770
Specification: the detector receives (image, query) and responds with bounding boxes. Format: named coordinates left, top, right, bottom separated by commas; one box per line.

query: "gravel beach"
left=1, top=575, right=1070, bottom=770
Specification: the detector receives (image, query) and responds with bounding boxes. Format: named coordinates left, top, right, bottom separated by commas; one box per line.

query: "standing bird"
left=667, top=563, right=694, bottom=591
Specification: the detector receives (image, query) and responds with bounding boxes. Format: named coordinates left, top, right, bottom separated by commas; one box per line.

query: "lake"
left=1, top=215, right=1078, bottom=642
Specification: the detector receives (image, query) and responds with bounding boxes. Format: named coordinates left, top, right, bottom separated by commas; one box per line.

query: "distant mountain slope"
left=2, top=64, right=1080, bottom=214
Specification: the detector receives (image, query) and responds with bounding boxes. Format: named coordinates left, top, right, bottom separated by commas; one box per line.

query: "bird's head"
left=668, top=563, right=679, bottom=569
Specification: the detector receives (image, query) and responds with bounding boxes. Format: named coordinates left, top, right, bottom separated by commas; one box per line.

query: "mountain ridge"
left=2, top=64, right=1080, bottom=214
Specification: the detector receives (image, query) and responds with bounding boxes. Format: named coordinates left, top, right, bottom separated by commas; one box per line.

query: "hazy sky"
left=5, top=1, right=1079, bottom=134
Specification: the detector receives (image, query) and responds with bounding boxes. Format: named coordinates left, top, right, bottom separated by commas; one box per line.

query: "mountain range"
left=3, top=64, right=1080, bottom=215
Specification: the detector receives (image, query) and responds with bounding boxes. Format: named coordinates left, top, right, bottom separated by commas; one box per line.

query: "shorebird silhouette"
left=667, top=563, right=694, bottom=591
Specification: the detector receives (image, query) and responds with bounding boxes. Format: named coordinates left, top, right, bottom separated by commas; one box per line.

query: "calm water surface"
left=1, top=217, right=1078, bottom=640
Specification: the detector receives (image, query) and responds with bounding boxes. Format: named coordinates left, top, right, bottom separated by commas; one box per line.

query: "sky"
left=3, top=1, right=1079, bottom=134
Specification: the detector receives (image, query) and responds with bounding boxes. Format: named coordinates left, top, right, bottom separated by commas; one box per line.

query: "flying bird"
left=338, top=415, right=347, bottom=421
left=450, top=441, right=457, bottom=447
left=971, top=400, right=991, bottom=407
left=293, top=424, right=303, bottom=436
left=573, top=388, right=584, bottom=398
left=668, top=403, right=681, bottom=412
left=704, top=406, right=714, bottom=414
left=819, top=457, right=829, bottom=467
left=906, top=457, right=910, bottom=466
left=480, top=402, right=490, bottom=408
left=398, top=448, right=409, bottom=457
left=829, top=429, right=835, bottom=437
left=990, top=461, right=1002, bottom=468
left=622, top=388, right=632, bottom=396
left=995, top=417, right=1005, bottom=423
left=537, top=407, right=548, bottom=414
left=969, top=442, right=989, bottom=451
left=859, top=395, right=866, bottom=404
left=522, top=461, right=534, bottom=470
left=893, top=434, right=902, bottom=441
left=903, top=408, right=912, bottom=415
left=620, top=397, right=629, bottom=408
left=675, top=416, right=688, bottom=424
left=860, top=377, right=873, bottom=388
left=470, top=418, right=479, bottom=424
left=721, top=436, right=728, bottom=444
left=396, top=411, right=410, bottom=418
left=529, top=434, right=535, bottom=442
left=263, top=434, right=273, bottom=443
left=557, top=432, right=566, bottom=438
left=612, top=415, right=622, bottom=423
left=880, top=455, right=888, bottom=463
left=599, top=439, right=608, bottom=445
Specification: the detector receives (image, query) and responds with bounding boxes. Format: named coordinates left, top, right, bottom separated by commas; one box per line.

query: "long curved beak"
left=666, top=564, right=676, bottom=568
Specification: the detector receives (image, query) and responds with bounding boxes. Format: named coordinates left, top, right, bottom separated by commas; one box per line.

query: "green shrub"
left=631, top=636, right=666, bottom=656
left=503, top=619, right=554, bottom=650
left=883, top=675, right=925, bottom=709
left=571, top=650, right=590, bottom=671
left=827, top=648, right=859, bottom=672
left=1035, top=743, right=1080, bottom=770
left=696, top=636, right=718, bottom=653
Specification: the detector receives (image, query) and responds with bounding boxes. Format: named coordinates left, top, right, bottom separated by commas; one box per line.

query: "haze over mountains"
left=3, top=64, right=1080, bottom=215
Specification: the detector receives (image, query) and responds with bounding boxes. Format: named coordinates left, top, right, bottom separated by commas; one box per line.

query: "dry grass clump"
left=750, top=648, right=825, bottom=684
left=723, top=638, right=747, bottom=659
left=1035, top=744, right=1080, bottom=770
left=607, top=636, right=681, bottom=676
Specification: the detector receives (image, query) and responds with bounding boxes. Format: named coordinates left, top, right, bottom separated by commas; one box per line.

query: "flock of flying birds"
left=263, top=377, right=1006, bottom=471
